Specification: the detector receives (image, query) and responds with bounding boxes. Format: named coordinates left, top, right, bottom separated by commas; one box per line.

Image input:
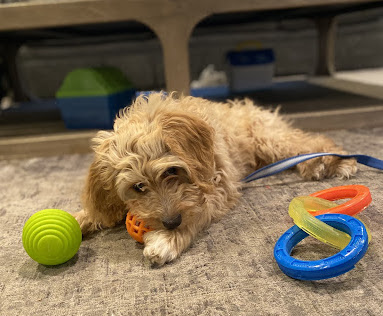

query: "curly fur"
left=74, top=92, right=357, bottom=266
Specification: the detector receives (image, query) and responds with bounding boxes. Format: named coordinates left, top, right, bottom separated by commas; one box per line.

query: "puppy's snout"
left=162, top=214, right=182, bottom=230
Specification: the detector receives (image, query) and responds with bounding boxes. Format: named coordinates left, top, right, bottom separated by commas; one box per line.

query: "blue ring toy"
left=274, top=214, right=369, bottom=280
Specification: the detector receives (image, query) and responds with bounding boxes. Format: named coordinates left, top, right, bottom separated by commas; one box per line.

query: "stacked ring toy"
left=274, top=185, right=371, bottom=281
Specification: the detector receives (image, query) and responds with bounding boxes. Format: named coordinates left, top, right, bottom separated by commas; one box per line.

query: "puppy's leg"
left=143, top=207, right=216, bottom=266
left=73, top=209, right=96, bottom=234
left=294, top=135, right=357, bottom=180
left=254, top=124, right=357, bottom=180
left=74, top=159, right=126, bottom=234
left=143, top=228, right=195, bottom=266
left=296, top=148, right=357, bottom=181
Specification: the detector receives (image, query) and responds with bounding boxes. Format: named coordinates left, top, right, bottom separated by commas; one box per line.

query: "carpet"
left=1, top=127, right=382, bottom=316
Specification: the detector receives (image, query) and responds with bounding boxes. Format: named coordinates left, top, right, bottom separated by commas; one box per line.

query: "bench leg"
left=315, top=16, right=337, bottom=76
left=159, top=26, right=191, bottom=95
left=1, top=43, right=28, bottom=102
left=148, top=15, right=196, bottom=96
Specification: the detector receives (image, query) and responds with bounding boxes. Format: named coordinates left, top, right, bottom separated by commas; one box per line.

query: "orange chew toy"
left=126, top=212, right=153, bottom=243
left=309, top=184, right=371, bottom=216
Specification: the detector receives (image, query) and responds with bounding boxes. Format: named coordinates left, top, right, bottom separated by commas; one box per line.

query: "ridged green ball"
left=22, top=209, right=82, bottom=265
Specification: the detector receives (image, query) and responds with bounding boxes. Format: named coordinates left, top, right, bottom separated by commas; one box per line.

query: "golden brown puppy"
left=74, top=92, right=356, bottom=266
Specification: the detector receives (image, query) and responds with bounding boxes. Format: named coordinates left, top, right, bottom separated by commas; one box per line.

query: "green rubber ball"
left=22, top=209, right=82, bottom=265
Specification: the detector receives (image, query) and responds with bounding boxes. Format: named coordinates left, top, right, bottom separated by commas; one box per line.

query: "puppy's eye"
left=163, top=167, right=177, bottom=177
left=133, top=183, right=146, bottom=193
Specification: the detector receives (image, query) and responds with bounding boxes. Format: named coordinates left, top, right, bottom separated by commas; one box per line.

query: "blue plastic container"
left=190, top=85, right=230, bottom=98
left=57, top=90, right=135, bottom=129
left=227, top=49, right=275, bottom=92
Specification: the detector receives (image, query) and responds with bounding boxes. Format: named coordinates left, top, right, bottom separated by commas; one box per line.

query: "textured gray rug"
left=1, top=127, right=383, bottom=316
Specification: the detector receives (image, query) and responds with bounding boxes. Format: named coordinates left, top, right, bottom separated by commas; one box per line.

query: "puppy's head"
left=94, top=93, right=216, bottom=230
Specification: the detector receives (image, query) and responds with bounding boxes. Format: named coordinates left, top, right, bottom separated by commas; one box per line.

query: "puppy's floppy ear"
left=82, top=131, right=126, bottom=228
left=161, top=112, right=216, bottom=192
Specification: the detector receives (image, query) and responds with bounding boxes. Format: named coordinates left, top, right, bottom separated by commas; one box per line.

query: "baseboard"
left=287, top=105, right=383, bottom=131
left=0, top=131, right=96, bottom=160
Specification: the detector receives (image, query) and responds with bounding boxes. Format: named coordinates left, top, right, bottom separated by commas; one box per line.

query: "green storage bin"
left=56, top=67, right=135, bottom=129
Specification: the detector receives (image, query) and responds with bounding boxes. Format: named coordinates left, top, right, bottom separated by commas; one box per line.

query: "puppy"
left=74, top=92, right=357, bottom=266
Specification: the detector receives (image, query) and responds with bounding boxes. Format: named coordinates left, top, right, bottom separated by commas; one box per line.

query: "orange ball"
left=126, top=212, right=153, bottom=243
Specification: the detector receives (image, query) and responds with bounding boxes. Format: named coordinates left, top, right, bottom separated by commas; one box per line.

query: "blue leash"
left=242, top=153, right=383, bottom=183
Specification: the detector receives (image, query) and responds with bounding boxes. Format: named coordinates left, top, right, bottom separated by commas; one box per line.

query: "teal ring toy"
left=274, top=214, right=369, bottom=280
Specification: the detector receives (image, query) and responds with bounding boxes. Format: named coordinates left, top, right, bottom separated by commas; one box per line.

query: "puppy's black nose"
left=162, top=214, right=182, bottom=230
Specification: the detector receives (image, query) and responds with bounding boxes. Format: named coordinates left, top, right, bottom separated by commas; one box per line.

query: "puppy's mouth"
left=162, top=214, right=182, bottom=230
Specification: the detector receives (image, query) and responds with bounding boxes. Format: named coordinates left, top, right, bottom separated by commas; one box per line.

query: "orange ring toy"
left=308, top=185, right=372, bottom=216
left=126, top=212, right=153, bottom=243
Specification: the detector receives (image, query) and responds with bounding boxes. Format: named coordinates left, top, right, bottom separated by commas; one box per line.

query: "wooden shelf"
left=0, top=0, right=380, bottom=31
left=1, top=0, right=382, bottom=94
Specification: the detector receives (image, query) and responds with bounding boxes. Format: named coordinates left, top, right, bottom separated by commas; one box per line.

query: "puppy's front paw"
left=143, top=231, right=179, bottom=266
left=72, top=209, right=100, bottom=235
left=73, top=209, right=92, bottom=234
